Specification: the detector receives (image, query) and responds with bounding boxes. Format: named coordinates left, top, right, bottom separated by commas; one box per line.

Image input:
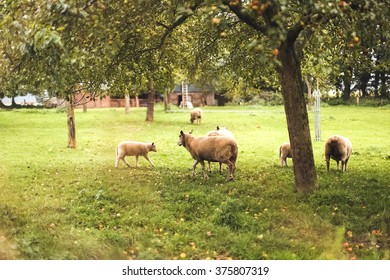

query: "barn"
left=168, top=84, right=220, bottom=107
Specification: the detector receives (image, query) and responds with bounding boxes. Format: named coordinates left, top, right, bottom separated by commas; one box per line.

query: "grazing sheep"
left=324, top=135, right=352, bottom=172
left=279, top=142, right=292, bottom=167
left=115, top=141, right=156, bottom=168
left=190, top=108, right=203, bottom=125
left=177, top=130, right=238, bottom=181
left=206, top=126, right=235, bottom=172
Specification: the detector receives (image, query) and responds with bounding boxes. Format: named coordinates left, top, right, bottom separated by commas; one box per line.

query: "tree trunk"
left=125, top=94, right=130, bottom=114
left=164, top=90, right=169, bottom=111
left=82, top=95, right=87, bottom=113
left=145, top=79, right=155, bottom=122
left=342, top=66, right=352, bottom=101
left=277, top=44, right=318, bottom=193
left=358, top=72, right=370, bottom=97
left=67, top=94, right=76, bottom=148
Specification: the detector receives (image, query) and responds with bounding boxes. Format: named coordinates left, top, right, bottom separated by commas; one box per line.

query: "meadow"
left=0, top=104, right=389, bottom=260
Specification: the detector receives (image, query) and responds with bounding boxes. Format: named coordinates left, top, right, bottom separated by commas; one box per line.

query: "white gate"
left=314, top=81, right=321, bottom=142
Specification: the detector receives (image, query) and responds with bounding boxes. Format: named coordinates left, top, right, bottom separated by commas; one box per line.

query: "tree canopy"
left=1, top=0, right=388, bottom=99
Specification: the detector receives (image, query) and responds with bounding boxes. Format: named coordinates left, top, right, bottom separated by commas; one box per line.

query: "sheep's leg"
left=144, top=154, right=155, bottom=167
left=342, top=158, right=349, bottom=172
left=336, top=160, right=340, bottom=170
left=219, top=162, right=223, bottom=173
left=232, top=161, right=237, bottom=179
left=192, top=160, right=199, bottom=177
left=135, top=156, right=139, bottom=167
left=199, top=160, right=208, bottom=179
left=225, top=161, right=234, bottom=181
left=122, top=157, right=131, bottom=168
left=344, top=158, right=349, bottom=171
left=208, top=161, right=212, bottom=173
left=280, top=156, right=288, bottom=167
left=326, top=157, right=330, bottom=172
left=115, top=157, right=120, bottom=168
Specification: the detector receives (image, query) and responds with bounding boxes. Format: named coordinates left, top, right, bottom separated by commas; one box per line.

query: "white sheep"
left=190, top=108, right=203, bottom=125
left=324, top=135, right=352, bottom=172
left=115, top=141, right=156, bottom=168
left=206, top=126, right=235, bottom=139
left=178, top=130, right=238, bottom=181
left=206, top=126, right=235, bottom=172
left=279, top=142, right=292, bottom=167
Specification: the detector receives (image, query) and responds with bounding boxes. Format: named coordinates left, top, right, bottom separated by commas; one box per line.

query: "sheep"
left=177, top=130, right=238, bottom=181
left=206, top=126, right=235, bottom=139
left=206, top=126, right=235, bottom=172
left=115, top=141, right=156, bottom=168
left=324, top=135, right=352, bottom=172
left=190, top=108, right=203, bottom=125
left=279, top=142, right=292, bottom=167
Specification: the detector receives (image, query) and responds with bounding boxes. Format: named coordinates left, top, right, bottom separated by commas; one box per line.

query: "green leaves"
left=33, top=28, right=63, bottom=51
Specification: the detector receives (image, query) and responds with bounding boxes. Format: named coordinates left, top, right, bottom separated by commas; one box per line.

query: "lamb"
left=279, top=142, right=292, bottom=167
left=190, top=108, right=203, bottom=125
left=206, top=126, right=235, bottom=172
left=115, top=141, right=157, bottom=168
left=177, top=130, right=238, bottom=181
left=324, top=135, right=352, bottom=172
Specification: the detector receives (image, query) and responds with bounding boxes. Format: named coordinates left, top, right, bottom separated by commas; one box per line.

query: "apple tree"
left=172, top=0, right=389, bottom=193
left=0, top=0, right=121, bottom=147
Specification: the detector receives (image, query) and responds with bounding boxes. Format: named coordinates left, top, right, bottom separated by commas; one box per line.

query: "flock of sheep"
left=279, top=135, right=352, bottom=172
left=115, top=108, right=353, bottom=180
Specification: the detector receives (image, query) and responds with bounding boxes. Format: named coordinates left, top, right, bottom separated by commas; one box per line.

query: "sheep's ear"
left=180, top=130, right=184, bottom=136
left=190, top=129, right=193, bottom=134
left=152, top=142, right=155, bottom=146
left=217, top=126, right=220, bottom=130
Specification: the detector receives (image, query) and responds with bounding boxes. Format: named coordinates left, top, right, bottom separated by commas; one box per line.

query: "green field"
left=0, top=104, right=389, bottom=260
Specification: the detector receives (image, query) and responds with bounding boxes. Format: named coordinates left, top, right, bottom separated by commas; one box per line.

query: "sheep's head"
left=150, top=142, right=157, bottom=152
left=178, top=131, right=185, bottom=146
left=328, top=137, right=340, bottom=146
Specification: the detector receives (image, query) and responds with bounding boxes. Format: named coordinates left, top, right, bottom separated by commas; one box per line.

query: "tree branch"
left=82, top=0, right=98, bottom=10
left=157, top=0, right=204, bottom=49
left=221, top=0, right=267, bottom=34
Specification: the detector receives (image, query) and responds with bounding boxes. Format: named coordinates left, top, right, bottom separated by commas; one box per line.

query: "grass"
left=0, top=104, right=389, bottom=260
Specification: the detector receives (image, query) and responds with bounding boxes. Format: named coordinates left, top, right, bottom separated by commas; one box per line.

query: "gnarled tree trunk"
left=277, top=43, right=318, bottom=193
